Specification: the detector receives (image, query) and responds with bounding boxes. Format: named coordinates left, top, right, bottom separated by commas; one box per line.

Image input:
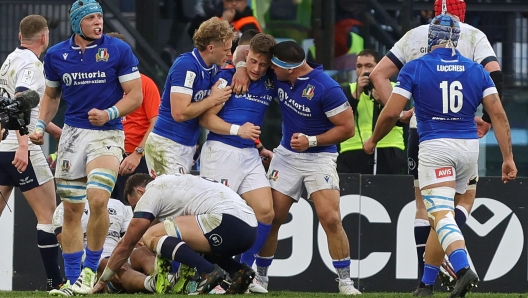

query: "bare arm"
left=117, top=78, right=143, bottom=116
left=171, top=81, right=232, bottom=122
left=199, top=104, right=229, bottom=134
left=317, top=107, right=355, bottom=145
left=37, top=86, right=62, bottom=124
left=45, top=122, right=62, bottom=141
left=370, top=56, right=400, bottom=105
left=482, top=93, right=512, bottom=161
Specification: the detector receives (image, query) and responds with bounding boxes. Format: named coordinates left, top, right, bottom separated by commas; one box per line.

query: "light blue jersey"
left=44, top=34, right=140, bottom=130
left=153, top=48, right=218, bottom=146
left=274, top=63, right=350, bottom=153
left=206, top=69, right=275, bottom=148
left=393, top=48, right=497, bottom=142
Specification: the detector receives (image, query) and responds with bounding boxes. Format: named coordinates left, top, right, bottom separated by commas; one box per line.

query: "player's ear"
left=136, top=186, right=146, bottom=196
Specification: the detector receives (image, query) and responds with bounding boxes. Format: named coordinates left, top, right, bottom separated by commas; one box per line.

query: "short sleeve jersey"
left=392, top=48, right=497, bottom=142
left=43, top=34, right=140, bottom=130
left=206, top=69, right=275, bottom=148
left=122, top=74, right=160, bottom=153
left=0, top=47, right=45, bottom=151
left=153, top=48, right=218, bottom=146
left=274, top=63, right=350, bottom=153
left=133, top=174, right=255, bottom=221
left=387, top=22, right=497, bottom=70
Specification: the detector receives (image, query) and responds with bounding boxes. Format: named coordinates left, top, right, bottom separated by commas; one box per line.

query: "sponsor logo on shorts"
left=324, top=175, right=330, bottom=183
left=435, top=167, right=453, bottom=179
left=269, top=169, right=279, bottom=181
left=221, top=179, right=229, bottom=187
left=62, top=160, right=70, bottom=172
left=408, top=157, right=416, bottom=170
left=209, top=234, right=223, bottom=246
left=178, top=167, right=186, bottom=174
left=19, top=176, right=34, bottom=186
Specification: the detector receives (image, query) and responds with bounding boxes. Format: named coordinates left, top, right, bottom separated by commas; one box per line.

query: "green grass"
left=0, top=292, right=527, bottom=298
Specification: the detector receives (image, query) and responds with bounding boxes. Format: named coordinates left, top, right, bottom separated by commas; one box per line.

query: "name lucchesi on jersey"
left=437, top=65, right=465, bottom=72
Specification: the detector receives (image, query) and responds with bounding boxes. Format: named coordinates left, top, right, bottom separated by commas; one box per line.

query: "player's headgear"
left=428, top=14, right=461, bottom=54
left=69, top=0, right=103, bottom=36
left=434, top=0, right=465, bottom=22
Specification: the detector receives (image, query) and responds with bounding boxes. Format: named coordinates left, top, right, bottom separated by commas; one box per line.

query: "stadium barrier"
left=4, top=174, right=527, bottom=292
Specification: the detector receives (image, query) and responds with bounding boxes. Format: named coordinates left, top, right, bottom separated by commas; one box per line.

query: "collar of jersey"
left=430, top=47, right=460, bottom=58
left=296, top=62, right=323, bottom=81
left=192, top=48, right=216, bottom=71
left=69, top=33, right=104, bottom=50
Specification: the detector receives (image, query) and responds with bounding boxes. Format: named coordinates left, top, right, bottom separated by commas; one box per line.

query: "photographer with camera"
left=337, top=49, right=406, bottom=174
left=0, top=15, right=63, bottom=291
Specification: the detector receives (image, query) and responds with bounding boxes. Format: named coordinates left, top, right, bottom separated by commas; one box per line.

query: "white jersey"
left=134, top=174, right=256, bottom=224
left=0, top=47, right=45, bottom=151
left=388, top=22, right=497, bottom=129
left=52, top=199, right=133, bottom=258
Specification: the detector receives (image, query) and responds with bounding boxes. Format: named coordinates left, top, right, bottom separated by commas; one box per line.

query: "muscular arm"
left=481, top=60, right=503, bottom=123
left=482, top=93, right=512, bottom=160
left=37, top=86, right=62, bottom=124
left=370, top=56, right=400, bottom=105
left=370, top=93, right=408, bottom=144
left=171, top=91, right=220, bottom=122
left=315, top=107, right=355, bottom=146
left=117, top=78, right=143, bottom=116
left=103, top=218, right=151, bottom=277
left=198, top=104, right=229, bottom=134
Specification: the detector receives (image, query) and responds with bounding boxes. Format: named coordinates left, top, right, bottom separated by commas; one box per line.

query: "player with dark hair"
left=364, top=14, right=515, bottom=297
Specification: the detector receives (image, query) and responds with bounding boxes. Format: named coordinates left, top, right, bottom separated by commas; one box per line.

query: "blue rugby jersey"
left=206, top=68, right=275, bottom=148
left=274, top=63, right=350, bottom=153
left=393, top=48, right=497, bottom=142
left=153, top=48, right=218, bottom=146
left=44, top=34, right=140, bottom=130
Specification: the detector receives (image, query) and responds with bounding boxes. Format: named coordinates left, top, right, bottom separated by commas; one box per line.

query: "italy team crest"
left=269, top=170, right=279, bottom=181
left=96, top=48, right=109, bottom=62
left=61, top=160, right=70, bottom=172
left=302, top=84, right=315, bottom=100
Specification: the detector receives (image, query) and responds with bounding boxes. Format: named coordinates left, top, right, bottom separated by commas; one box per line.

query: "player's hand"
left=290, top=133, right=309, bottom=152
left=238, top=122, right=260, bottom=140
left=259, top=147, right=273, bottom=169
left=502, top=159, right=517, bottom=183
left=399, top=107, right=415, bottom=124
left=88, top=108, right=110, bottom=126
left=91, top=280, right=107, bottom=294
left=475, top=116, right=491, bottom=138
left=29, top=129, right=45, bottom=145
left=119, top=153, right=141, bottom=175
left=363, top=137, right=376, bottom=155
left=210, top=80, right=232, bottom=105
left=231, top=67, right=250, bottom=95
left=13, top=146, right=28, bottom=173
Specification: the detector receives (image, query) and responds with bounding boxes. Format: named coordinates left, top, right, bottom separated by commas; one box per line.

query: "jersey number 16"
left=440, top=80, right=463, bottom=113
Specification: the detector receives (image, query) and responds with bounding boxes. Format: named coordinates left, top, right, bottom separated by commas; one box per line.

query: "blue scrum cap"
left=69, top=0, right=103, bottom=36
left=427, top=14, right=461, bottom=53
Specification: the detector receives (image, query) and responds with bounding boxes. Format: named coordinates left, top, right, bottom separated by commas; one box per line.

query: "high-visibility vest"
left=340, top=82, right=405, bottom=153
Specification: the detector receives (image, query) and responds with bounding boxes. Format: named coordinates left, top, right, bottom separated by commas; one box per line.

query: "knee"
left=317, top=210, right=342, bottom=232
left=88, top=197, right=108, bottom=214
left=256, top=208, right=274, bottom=225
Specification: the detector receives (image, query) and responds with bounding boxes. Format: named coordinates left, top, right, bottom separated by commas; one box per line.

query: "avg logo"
left=96, top=48, right=109, bottom=62
left=435, top=167, right=453, bottom=179
left=269, top=170, right=279, bottom=181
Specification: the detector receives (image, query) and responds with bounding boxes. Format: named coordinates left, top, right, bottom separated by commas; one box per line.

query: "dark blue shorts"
left=204, top=213, right=256, bottom=256
left=0, top=151, right=51, bottom=192
left=407, top=128, right=419, bottom=179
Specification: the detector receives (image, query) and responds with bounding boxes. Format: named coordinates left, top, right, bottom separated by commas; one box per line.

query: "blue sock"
left=240, top=221, right=272, bottom=267
left=159, top=236, right=214, bottom=274
left=449, top=249, right=469, bottom=273
left=37, top=229, right=63, bottom=287
left=84, top=247, right=103, bottom=272
left=255, top=255, right=274, bottom=277
left=414, top=221, right=430, bottom=283
left=63, top=250, right=84, bottom=283
left=333, top=258, right=351, bottom=280
left=454, top=206, right=468, bottom=229
left=421, top=264, right=440, bottom=286
left=170, top=261, right=180, bottom=273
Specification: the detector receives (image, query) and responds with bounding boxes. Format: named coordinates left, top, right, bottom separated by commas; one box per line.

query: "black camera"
left=0, top=90, right=40, bottom=140
left=362, top=72, right=375, bottom=95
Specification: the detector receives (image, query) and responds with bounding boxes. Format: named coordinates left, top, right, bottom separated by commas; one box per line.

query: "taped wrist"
left=105, top=106, right=120, bottom=121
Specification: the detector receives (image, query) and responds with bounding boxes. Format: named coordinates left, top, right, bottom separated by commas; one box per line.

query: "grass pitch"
left=0, top=292, right=527, bottom=298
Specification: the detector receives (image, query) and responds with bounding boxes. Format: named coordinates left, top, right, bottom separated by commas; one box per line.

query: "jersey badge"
left=302, top=84, right=315, bottom=100
left=61, top=160, right=70, bottom=172
left=96, top=48, right=110, bottom=62
left=269, top=169, right=279, bottom=181
left=221, top=179, right=229, bottom=187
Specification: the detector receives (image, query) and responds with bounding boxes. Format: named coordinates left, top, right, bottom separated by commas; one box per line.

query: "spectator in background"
left=106, top=32, right=160, bottom=203
left=188, top=0, right=262, bottom=51
left=337, top=49, right=406, bottom=175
